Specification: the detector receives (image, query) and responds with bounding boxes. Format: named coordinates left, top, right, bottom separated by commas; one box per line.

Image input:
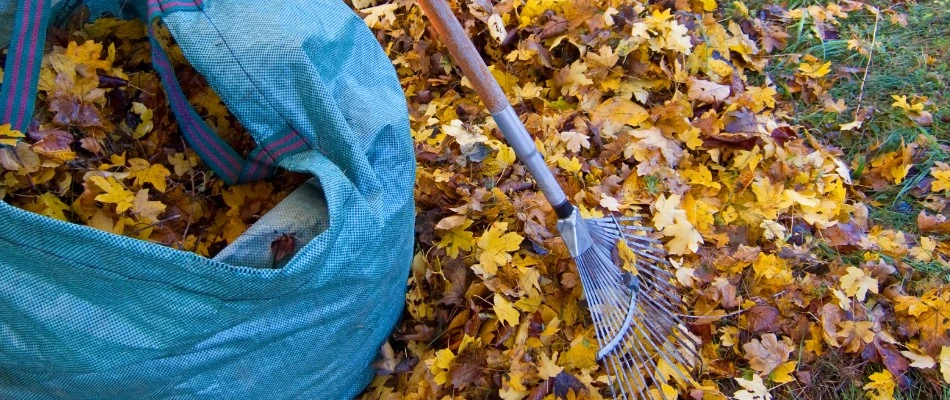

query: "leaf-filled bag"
left=0, top=0, right=415, bottom=397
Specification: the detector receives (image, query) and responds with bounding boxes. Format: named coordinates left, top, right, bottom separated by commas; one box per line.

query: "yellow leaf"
left=555, top=156, right=581, bottom=173
left=863, top=370, right=896, bottom=400
left=360, top=3, right=398, bottom=28
left=90, top=175, right=135, bottom=213
left=537, top=351, right=563, bottom=379
left=930, top=162, right=950, bottom=192
left=426, top=348, right=455, bottom=385
left=940, top=346, right=950, bottom=383
left=797, top=60, right=831, bottom=79
left=662, top=217, right=703, bottom=255
left=615, top=239, right=638, bottom=275
left=746, top=86, right=776, bottom=112
left=560, top=333, right=597, bottom=369
left=64, top=40, right=113, bottom=70
left=127, top=158, right=170, bottom=192
left=494, top=293, right=520, bottom=327
left=590, top=97, right=649, bottom=127
left=168, top=151, right=198, bottom=176
left=477, top=222, right=523, bottom=275
left=0, top=123, right=25, bottom=146
left=665, top=21, right=693, bottom=54
left=131, top=102, right=153, bottom=139
left=890, top=95, right=923, bottom=113
left=839, top=267, right=879, bottom=301
left=438, top=218, right=475, bottom=258
left=771, top=361, right=797, bottom=384
left=131, top=189, right=166, bottom=224
left=652, top=194, right=687, bottom=231
left=837, top=320, right=875, bottom=353
left=24, top=192, right=70, bottom=221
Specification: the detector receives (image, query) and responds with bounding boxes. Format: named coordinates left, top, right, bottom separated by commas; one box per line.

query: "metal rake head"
left=558, top=209, right=699, bottom=399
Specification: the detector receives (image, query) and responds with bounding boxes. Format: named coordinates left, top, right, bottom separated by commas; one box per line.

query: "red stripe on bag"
left=13, top=0, right=45, bottom=128
left=3, top=0, right=34, bottom=123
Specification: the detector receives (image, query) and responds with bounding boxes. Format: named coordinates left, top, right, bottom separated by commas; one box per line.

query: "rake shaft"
left=416, top=1, right=698, bottom=397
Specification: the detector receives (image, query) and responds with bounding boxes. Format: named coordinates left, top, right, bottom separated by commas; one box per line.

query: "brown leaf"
left=917, top=210, right=950, bottom=234
left=449, top=349, right=485, bottom=389
left=270, top=233, right=297, bottom=268
left=769, top=126, right=797, bottom=146
left=552, top=371, right=587, bottom=398
left=747, top=305, right=780, bottom=333
left=687, top=78, right=731, bottom=103
left=819, top=303, right=842, bottom=347
left=821, top=222, right=865, bottom=248
left=743, top=333, right=793, bottom=374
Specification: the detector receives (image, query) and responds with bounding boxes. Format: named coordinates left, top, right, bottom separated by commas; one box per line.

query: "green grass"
left=744, top=1, right=949, bottom=237
left=726, top=1, right=950, bottom=397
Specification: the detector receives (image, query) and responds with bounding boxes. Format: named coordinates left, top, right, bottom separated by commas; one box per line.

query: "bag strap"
left=0, top=0, right=52, bottom=132
left=0, top=0, right=288, bottom=185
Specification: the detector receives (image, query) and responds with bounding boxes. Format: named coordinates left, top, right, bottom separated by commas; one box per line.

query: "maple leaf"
left=665, top=20, right=693, bottom=54
left=360, top=3, right=398, bottom=28
left=0, top=124, right=25, bottom=146
left=733, top=374, right=771, bottom=400
left=127, top=158, right=171, bottom=193
left=771, top=361, right=797, bottom=384
left=837, top=320, right=875, bottom=353
left=797, top=59, right=831, bottom=79
left=537, top=351, right=563, bottom=379
left=652, top=194, right=687, bottom=231
left=425, top=348, right=456, bottom=385
left=599, top=194, right=621, bottom=212
left=168, top=151, right=199, bottom=176
left=661, top=218, right=703, bottom=255
left=89, top=175, right=135, bottom=213
left=839, top=267, right=879, bottom=301
left=65, top=40, right=114, bottom=71
left=863, top=370, right=896, bottom=400
left=131, top=102, right=154, bottom=139
left=131, top=189, right=166, bottom=224
left=438, top=218, right=475, bottom=258
left=687, top=78, right=730, bottom=103
left=930, top=162, right=950, bottom=193
left=742, top=333, right=793, bottom=375
left=493, top=293, right=520, bottom=327
left=476, top=222, right=523, bottom=275
left=558, top=131, right=590, bottom=153
left=590, top=97, right=649, bottom=127
left=23, top=192, right=70, bottom=221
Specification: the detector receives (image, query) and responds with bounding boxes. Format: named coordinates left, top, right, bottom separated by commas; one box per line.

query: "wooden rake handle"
left=416, top=0, right=573, bottom=217
left=416, top=0, right=510, bottom=114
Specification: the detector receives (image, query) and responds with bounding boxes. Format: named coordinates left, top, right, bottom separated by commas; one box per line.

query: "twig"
left=129, top=215, right=180, bottom=235
left=853, top=9, right=881, bottom=119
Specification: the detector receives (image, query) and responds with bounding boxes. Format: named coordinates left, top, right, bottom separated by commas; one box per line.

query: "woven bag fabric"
left=0, top=0, right=415, bottom=398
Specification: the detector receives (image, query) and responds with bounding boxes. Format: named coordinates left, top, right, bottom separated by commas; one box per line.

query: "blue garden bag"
left=0, top=0, right=415, bottom=398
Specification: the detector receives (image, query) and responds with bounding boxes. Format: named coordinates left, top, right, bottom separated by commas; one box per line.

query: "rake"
left=415, top=0, right=700, bottom=398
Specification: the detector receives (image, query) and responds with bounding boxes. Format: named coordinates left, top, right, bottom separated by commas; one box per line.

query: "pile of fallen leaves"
left=355, top=0, right=950, bottom=398
left=0, top=11, right=305, bottom=258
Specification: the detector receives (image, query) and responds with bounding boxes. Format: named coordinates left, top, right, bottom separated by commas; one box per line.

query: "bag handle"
left=0, top=0, right=289, bottom=185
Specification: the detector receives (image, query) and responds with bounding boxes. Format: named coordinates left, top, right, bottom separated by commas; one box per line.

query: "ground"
left=354, top=0, right=950, bottom=399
